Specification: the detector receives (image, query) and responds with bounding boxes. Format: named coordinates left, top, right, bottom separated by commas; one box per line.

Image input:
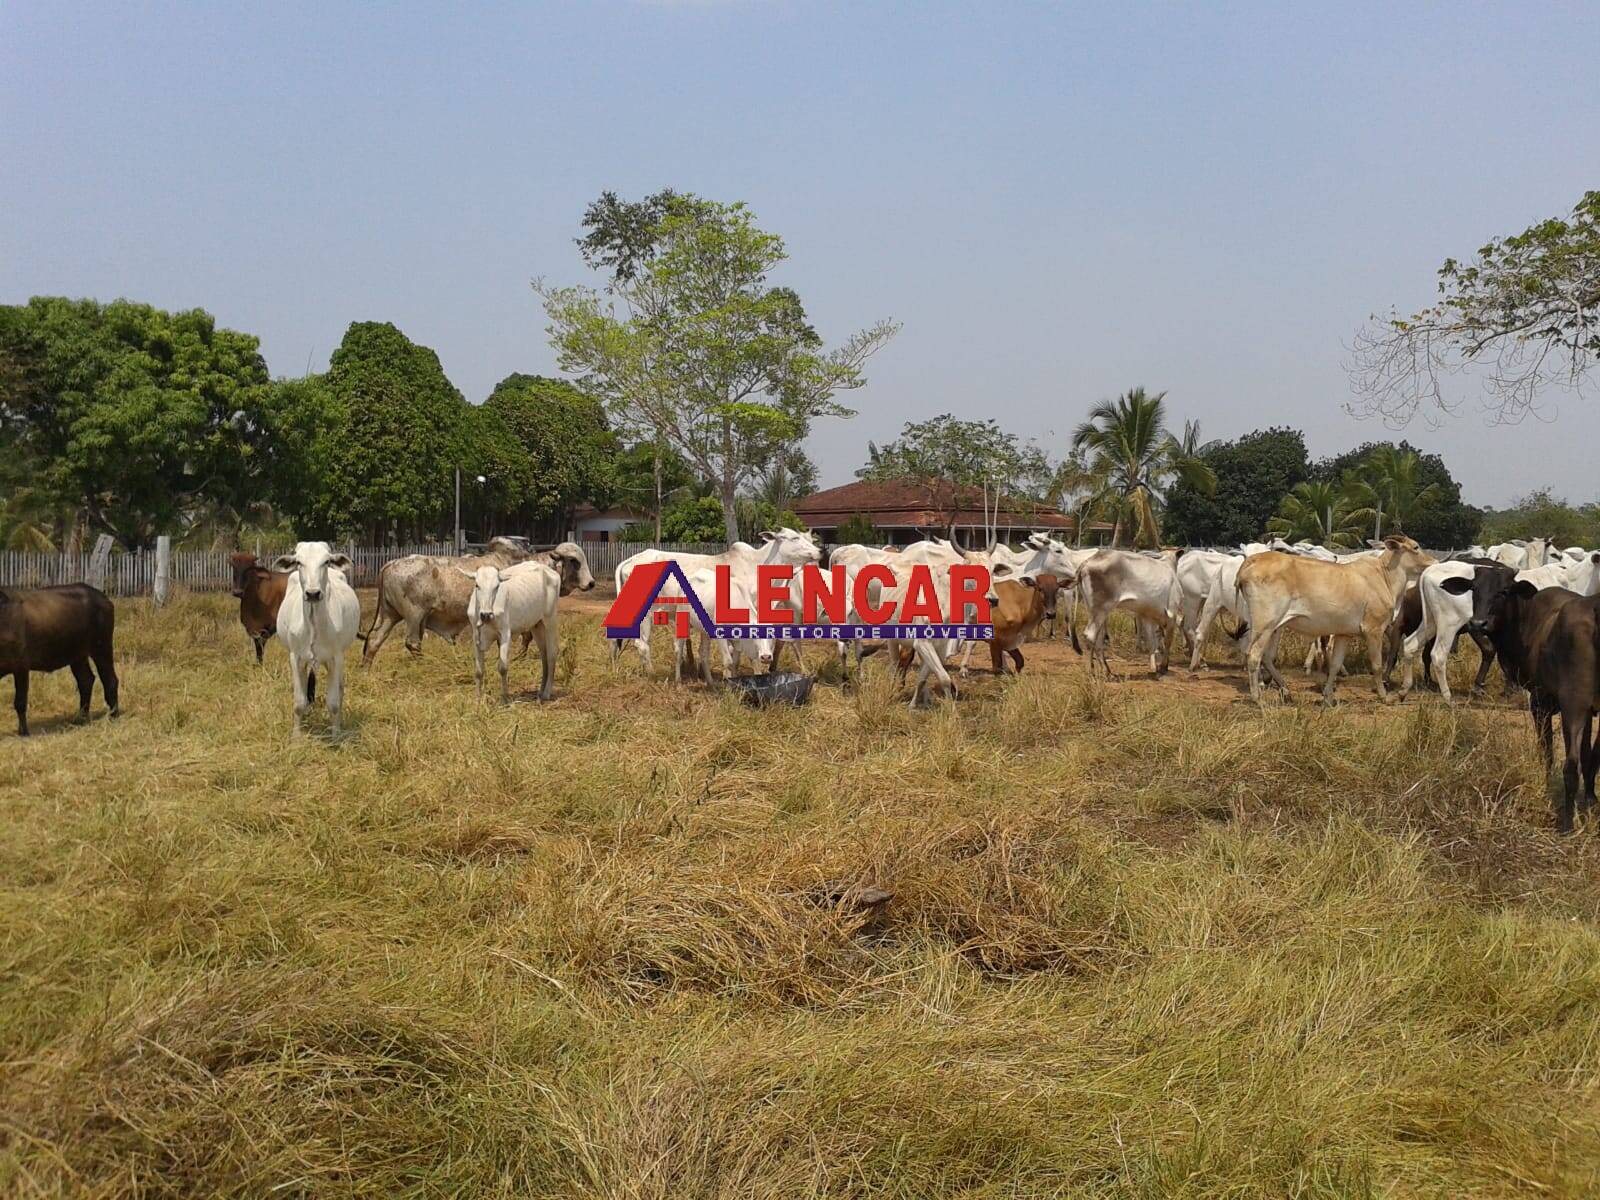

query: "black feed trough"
left=726, top=672, right=815, bottom=707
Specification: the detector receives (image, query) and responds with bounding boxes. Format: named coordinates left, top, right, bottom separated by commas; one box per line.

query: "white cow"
left=1398, top=561, right=1492, bottom=702
left=1173, top=550, right=1239, bottom=656
left=1518, top=550, right=1600, bottom=596
left=1188, top=554, right=1253, bottom=671
left=1075, top=549, right=1185, bottom=676
left=680, top=566, right=775, bottom=682
left=830, top=538, right=966, bottom=677
left=613, top=529, right=820, bottom=674
left=1487, top=538, right=1554, bottom=570
left=463, top=560, right=563, bottom=704
left=273, top=541, right=362, bottom=735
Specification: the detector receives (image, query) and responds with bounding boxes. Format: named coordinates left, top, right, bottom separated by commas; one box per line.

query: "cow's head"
left=272, top=542, right=349, bottom=605
left=545, top=541, right=596, bottom=595
left=1378, top=534, right=1433, bottom=582
left=759, top=527, right=822, bottom=568
left=459, top=564, right=506, bottom=628
left=228, top=552, right=259, bottom=597
left=1442, top=563, right=1521, bottom=636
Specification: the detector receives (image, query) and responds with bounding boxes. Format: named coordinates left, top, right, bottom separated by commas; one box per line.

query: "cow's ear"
left=1367, top=539, right=1384, bottom=549
left=1511, top=580, right=1539, bottom=600
left=271, top=555, right=298, bottom=572
left=328, top=554, right=350, bottom=571
left=1439, top=575, right=1474, bottom=595
left=758, top=529, right=776, bottom=541
left=456, top=567, right=477, bottom=579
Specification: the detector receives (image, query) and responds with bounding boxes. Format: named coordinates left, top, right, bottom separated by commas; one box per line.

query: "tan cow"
left=1235, top=534, right=1434, bottom=705
left=361, top=539, right=594, bottom=665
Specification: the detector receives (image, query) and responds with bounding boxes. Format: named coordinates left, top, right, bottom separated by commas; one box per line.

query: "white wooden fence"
left=0, top=541, right=726, bottom=596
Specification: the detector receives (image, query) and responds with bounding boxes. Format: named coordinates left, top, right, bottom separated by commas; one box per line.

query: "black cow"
left=1464, top=570, right=1599, bottom=832
left=0, top=583, right=120, bottom=736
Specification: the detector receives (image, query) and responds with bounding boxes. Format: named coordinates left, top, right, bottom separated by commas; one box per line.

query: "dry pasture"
left=3, top=589, right=1600, bottom=1197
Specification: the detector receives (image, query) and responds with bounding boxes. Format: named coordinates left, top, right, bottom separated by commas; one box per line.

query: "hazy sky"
left=5, top=1, right=1597, bottom=507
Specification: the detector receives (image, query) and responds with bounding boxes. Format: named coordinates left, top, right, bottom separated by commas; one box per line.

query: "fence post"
left=86, top=535, right=114, bottom=591
left=153, top=536, right=172, bottom=606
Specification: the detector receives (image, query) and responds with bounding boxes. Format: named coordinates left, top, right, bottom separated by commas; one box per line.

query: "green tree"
left=309, top=322, right=467, bottom=542
left=1310, top=441, right=1478, bottom=545
left=1480, top=489, right=1600, bottom=547
left=538, top=193, right=897, bottom=542
left=0, top=297, right=271, bottom=549
left=1351, top=190, right=1600, bottom=422
left=1339, top=445, right=1441, bottom=540
left=861, top=414, right=1049, bottom=539
left=1068, top=388, right=1215, bottom=547
left=835, top=512, right=883, bottom=545
left=1267, top=481, right=1368, bottom=549
left=748, top=443, right=819, bottom=515
left=482, top=373, right=616, bottom=525
left=1164, top=427, right=1310, bottom=545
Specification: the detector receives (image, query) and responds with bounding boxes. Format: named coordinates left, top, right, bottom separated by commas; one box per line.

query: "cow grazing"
left=462, top=560, right=565, bottom=703
left=273, top=541, right=362, bottom=735
left=1236, top=534, right=1433, bottom=704
left=1467, top=575, right=1600, bottom=832
left=0, top=583, right=119, bottom=737
left=684, top=566, right=775, bottom=683
left=230, top=553, right=290, bottom=663
left=363, top=539, right=593, bottom=665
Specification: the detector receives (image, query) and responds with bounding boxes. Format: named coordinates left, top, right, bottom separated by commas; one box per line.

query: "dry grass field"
left=4, top=589, right=1600, bottom=1197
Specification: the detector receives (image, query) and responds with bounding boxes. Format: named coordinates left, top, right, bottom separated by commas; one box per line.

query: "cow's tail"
left=356, top=561, right=391, bottom=643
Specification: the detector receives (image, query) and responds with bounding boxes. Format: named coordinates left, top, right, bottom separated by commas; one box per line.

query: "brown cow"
left=230, top=553, right=290, bottom=664
left=0, top=583, right=119, bottom=736
left=963, top=579, right=1046, bottom=675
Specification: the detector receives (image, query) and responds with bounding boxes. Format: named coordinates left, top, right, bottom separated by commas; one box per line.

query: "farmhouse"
left=791, top=479, right=1084, bottom=548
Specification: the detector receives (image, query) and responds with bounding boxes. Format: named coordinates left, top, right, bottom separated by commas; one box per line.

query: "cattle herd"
left=5, top=529, right=1600, bottom=831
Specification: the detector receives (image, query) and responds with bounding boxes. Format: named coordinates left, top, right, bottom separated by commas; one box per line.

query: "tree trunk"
left=721, top=481, right=740, bottom=544
left=653, top=441, right=663, bottom=546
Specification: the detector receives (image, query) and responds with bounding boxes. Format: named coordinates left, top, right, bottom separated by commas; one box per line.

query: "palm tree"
left=1343, top=447, right=1441, bottom=540
left=1267, top=481, right=1367, bottom=549
left=0, top=487, right=59, bottom=552
left=1067, top=388, right=1215, bottom=546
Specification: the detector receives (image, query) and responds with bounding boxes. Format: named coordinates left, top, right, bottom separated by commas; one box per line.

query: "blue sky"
left=4, top=1, right=1597, bottom=506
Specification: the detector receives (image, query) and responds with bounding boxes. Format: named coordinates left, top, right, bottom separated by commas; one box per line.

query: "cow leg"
left=288, top=654, right=309, bottom=734
left=989, top=642, right=1006, bottom=674
left=538, top=618, right=559, bottom=701
left=1427, top=634, right=1457, bottom=703
left=959, top=639, right=978, bottom=679
left=1190, top=588, right=1224, bottom=672
left=361, top=607, right=399, bottom=666
left=1469, top=632, right=1497, bottom=696
left=1557, top=708, right=1585, bottom=834
left=1533, top=697, right=1555, bottom=777
left=326, top=655, right=346, bottom=737
left=1009, top=647, right=1024, bottom=673
left=1322, top=636, right=1351, bottom=704
left=91, top=637, right=119, bottom=717
left=12, top=671, right=29, bottom=737
left=404, top=613, right=426, bottom=656
left=512, top=631, right=534, bottom=662
left=1365, top=626, right=1390, bottom=702
left=69, top=659, right=94, bottom=722
left=500, top=628, right=514, bottom=705
left=1259, top=628, right=1292, bottom=697
left=1581, top=715, right=1598, bottom=814
left=471, top=629, right=487, bottom=701
left=253, top=633, right=267, bottom=664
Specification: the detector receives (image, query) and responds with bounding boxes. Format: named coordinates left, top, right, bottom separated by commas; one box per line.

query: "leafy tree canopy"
left=0, top=297, right=270, bottom=549
left=308, top=321, right=468, bottom=542
left=1310, top=440, right=1479, bottom=547
left=860, top=414, right=1050, bottom=536
left=1479, top=489, right=1600, bottom=548
left=482, top=373, right=616, bottom=519
left=540, top=192, right=896, bottom=541
left=1164, top=427, right=1309, bottom=546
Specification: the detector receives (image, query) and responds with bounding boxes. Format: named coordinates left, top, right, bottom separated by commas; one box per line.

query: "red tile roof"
left=791, top=479, right=1074, bottom=530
